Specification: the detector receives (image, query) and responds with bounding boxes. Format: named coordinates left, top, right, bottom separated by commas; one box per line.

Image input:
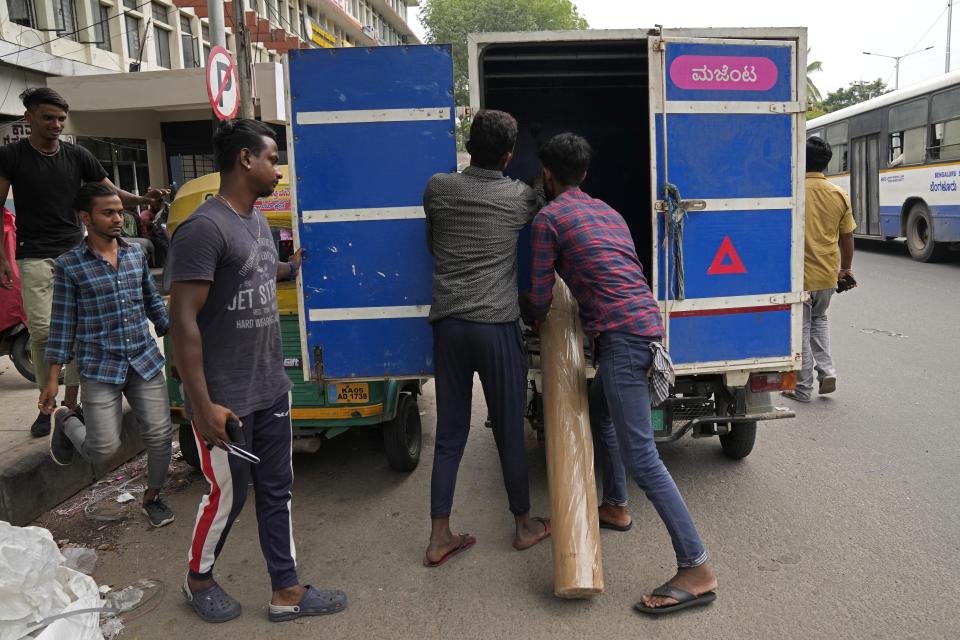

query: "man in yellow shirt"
left=783, top=136, right=857, bottom=403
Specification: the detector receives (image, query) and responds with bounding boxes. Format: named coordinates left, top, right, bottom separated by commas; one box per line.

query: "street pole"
left=948, top=0, right=954, bottom=73
left=232, top=0, right=256, bottom=119
left=207, top=0, right=226, bottom=47
left=863, top=46, right=934, bottom=90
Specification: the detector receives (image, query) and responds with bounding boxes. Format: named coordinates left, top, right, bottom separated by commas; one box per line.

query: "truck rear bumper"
left=654, top=406, right=796, bottom=443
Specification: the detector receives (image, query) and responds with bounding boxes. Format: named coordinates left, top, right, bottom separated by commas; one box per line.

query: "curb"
left=0, top=411, right=146, bottom=526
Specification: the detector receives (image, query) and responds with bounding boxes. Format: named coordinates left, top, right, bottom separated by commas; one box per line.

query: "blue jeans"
left=589, top=331, right=708, bottom=568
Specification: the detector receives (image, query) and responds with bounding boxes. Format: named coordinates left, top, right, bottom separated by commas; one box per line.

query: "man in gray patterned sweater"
left=421, top=109, right=550, bottom=567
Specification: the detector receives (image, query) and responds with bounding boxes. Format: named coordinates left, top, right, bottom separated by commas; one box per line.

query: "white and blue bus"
left=808, top=71, right=960, bottom=261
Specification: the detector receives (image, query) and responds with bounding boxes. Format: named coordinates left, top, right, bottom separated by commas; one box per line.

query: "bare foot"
left=513, top=515, right=550, bottom=551
left=639, top=564, right=718, bottom=609
left=598, top=503, right=632, bottom=529
left=425, top=528, right=464, bottom=565
left=271, top=584, right=307, bottom=606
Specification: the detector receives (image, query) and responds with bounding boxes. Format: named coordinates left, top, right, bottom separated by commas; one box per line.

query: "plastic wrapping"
left=539, top=277, right=604, bottom=598
left=0, top=523, right=102, bottom=640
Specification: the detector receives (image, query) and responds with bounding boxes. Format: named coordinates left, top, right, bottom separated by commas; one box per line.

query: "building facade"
left=0, top=0, right=419, bottom=192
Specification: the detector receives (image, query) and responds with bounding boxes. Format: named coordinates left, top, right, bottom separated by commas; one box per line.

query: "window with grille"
left=181, top=15, right=199, bottom=68
left=125, top=14, right=142, bottom=58
left=9, top=0, right=37, bottom=29
left=57, top=0, right=77, bottom=39
left=92, top=0, right=112, bottom=51
left=154, top=23, right=171, bottom=67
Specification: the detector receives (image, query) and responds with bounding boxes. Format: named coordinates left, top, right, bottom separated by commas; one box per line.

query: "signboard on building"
left=310, top=21, right=337, bottom=48
left=0, top=122, right=75, bottom=146
left=205, top=46, right=239, bottom=121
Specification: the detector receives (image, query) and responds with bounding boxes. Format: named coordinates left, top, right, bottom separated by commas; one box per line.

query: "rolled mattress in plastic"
left=540, top=277, right=604, bottom=598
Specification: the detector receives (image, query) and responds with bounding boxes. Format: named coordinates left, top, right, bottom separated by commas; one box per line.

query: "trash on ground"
left=60, top=548, right=98, bottom=575
left=114, top=493, right=136, bottom=504
left=99, top=618, right=124, bottom=640
left=0, top=522, right=102, bottom=640
left=100, top=578, right=164, bottom=621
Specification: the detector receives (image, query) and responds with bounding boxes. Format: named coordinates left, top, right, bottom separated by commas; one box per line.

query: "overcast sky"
left=411, top=0, right=959, bottom=94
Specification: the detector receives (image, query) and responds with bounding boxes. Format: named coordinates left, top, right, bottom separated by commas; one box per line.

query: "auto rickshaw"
left=164, top=167, right=423, bottom=472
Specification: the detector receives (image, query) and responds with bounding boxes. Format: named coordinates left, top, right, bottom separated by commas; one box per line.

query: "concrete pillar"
left=146, top=138, right=168, bottom=187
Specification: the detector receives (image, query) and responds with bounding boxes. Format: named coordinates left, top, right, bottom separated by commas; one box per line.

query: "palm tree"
left=807, top=48, right=823, bottom=104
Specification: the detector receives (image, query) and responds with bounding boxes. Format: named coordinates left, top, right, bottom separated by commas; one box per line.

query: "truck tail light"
left=750, top=372, right=796, bottom=392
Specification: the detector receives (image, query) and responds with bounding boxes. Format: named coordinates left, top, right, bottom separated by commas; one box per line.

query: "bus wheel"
left=906, top=203, right=948, bottom=262
left=383, top=392, right=421, bottom=472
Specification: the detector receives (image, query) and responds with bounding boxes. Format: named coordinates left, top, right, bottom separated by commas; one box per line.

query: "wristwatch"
left=287, top=260, right=299, bottom=280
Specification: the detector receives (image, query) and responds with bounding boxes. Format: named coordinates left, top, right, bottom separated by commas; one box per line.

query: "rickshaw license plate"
left=329, top=383, right=370, bottom=404
left=651, top=408, right=665, bottom=432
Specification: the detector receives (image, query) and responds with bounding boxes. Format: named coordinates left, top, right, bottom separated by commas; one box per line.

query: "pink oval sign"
left=669, top=55, right=778, bottom=91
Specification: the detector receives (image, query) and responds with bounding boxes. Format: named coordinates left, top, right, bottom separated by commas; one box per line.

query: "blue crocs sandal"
left=268, top=586, right=347, bottom=622
left=182, top=576, right=242, bottom=623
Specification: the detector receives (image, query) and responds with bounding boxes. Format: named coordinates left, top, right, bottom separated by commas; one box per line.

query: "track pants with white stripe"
left=187, top=393, right=298, bottom=591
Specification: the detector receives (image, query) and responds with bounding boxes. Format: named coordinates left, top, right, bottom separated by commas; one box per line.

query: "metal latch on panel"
left=769, top=102, right=805, bottom=114
left=654, top=199, right=706, bottom=212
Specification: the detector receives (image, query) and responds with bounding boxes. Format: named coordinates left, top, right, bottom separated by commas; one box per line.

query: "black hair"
left=212, top=118, right=277, bottom=171
left=73, top=182, right=118, bottom=214
left=538, top=133, right=592, bottom=186
left=466, top=109, right=518, bottom=169
left=20, top=87, right=69, bottom=112
left=806, top=136, right=832, bottom=172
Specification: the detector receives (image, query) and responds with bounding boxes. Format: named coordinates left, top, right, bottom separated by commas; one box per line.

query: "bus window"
left=929, top=88, right=960, bottom=161
left=931, top=119, right=960, bottom=161
left=825, top=123, right=848, bottom=174
left=888, top=98, right=928, bottom=166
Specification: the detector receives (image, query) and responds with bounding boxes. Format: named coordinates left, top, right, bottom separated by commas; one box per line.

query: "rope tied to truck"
left=663, top=182, right=686, bottom=301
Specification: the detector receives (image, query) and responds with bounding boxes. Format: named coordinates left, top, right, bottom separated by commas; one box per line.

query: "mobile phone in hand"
left=225, top=418, right=244, bottom=445
left=836, top=273, right=857, bottom=293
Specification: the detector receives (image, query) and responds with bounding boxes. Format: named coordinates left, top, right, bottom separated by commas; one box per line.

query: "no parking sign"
left=206, top=45, right=239, bottom=121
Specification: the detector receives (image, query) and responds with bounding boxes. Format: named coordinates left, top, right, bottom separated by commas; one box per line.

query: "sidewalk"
left=0, top=357, right=144, bottom=525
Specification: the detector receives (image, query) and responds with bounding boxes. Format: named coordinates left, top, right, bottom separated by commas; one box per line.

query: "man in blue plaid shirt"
left=40, top=182, right=175, bottom=528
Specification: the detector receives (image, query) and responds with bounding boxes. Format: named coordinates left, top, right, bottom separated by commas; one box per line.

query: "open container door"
left=649, top=29, right=806, bottom=374
left=285, top=45, right=456, bottom=382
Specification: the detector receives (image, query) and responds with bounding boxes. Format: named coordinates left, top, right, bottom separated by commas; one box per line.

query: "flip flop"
left=513, top=516, right=551, bottom=551
left=423, top=534, right=476, bottom=568
left=634, top=583, right=717, bottom=616
left=599, top=518, right=633, bottom=532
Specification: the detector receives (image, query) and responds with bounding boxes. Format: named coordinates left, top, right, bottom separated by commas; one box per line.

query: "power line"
left=907, top=4, right=948, bottom=55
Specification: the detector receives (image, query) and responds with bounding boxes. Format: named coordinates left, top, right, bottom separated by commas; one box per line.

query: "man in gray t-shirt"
left=171, top=195, right=289, bottom=417
left=170, top=119, right=346, bottom=624
left=422, top=110, right=551, bottom=569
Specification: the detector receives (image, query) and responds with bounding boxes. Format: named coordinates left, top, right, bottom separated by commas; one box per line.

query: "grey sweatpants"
left=63, top=371, right=173, bottom=489
left=796, top=288, right=837, bottom=397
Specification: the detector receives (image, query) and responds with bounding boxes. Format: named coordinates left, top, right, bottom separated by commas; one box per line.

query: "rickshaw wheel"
left=383, top=392, right=421, bottom=472
left=719, top=422, right=757, bottom=460
left=178, top=423, right=201, bottom=470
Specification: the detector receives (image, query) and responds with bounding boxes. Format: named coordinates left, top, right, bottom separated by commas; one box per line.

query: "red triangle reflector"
left=707, top=235, right=747, bottom=275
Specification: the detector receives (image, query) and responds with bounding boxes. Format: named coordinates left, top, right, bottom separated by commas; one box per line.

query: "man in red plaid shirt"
left=525, top=133, right=718, bottom=616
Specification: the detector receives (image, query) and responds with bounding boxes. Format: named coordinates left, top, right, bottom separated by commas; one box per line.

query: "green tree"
left=420, top=0, right=588, bottom=104
left=820, top=79, right=889, bottom=113
left=807, top=48, right=823, bottom=104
